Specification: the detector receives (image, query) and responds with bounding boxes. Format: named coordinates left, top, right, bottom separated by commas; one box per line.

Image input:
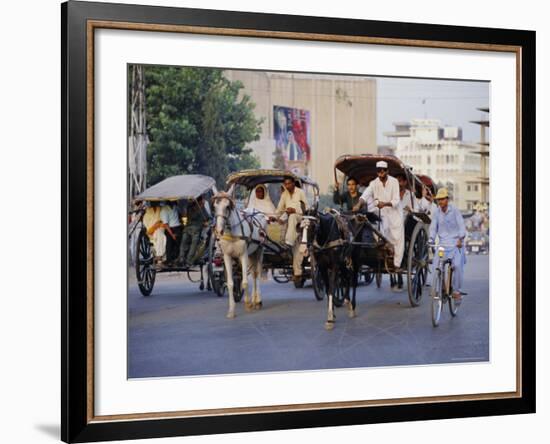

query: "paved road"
left=128, top=254, right=489, bottom=378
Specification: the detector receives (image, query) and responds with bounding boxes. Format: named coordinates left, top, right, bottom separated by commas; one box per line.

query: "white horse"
left=212, top=190, right=267, bottom=319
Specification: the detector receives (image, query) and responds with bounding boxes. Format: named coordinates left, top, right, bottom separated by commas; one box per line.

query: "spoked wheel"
left=273, top=268, right=291, bottom=284
left=446, top=264, right=459, bottom=317
left=207, top=232, right=224, bottom=297
left=230, top=271, right=244, bottom=302
left=363, top=269, right=374, bottom=285
left=375, top=271, right=382, bottom=288
left=407, top=222, right=429, bottom=307
left=187, top=271, right=201, bottom=283
left=135, top=228, right=156, bottom=296
left=312, top=266, right=326, bottom=301
left=431, top=270, right=443, bottom=327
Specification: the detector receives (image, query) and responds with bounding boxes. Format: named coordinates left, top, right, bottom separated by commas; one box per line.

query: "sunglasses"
left=376, top=168, right=388, bottom=173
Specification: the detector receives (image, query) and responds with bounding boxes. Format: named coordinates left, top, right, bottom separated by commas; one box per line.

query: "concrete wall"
left=225, top=70, right=377, bottom=193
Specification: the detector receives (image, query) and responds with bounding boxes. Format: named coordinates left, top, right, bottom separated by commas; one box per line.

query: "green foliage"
left=141, top=66, right=263, bottom=188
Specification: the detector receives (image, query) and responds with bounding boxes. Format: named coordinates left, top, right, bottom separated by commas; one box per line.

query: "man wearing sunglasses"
left=352, top=160, right=405, bottom=273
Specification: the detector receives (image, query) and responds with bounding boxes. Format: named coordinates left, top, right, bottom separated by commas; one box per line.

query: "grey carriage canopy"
left=134, top=174, right=217, bottom=202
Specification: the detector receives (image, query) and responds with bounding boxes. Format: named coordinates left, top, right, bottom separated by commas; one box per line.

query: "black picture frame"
left=61, top=1, right=536, bottom=442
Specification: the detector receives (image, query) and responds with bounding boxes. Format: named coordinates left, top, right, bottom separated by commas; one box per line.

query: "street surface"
left=128, top=255, right=489, bottom=378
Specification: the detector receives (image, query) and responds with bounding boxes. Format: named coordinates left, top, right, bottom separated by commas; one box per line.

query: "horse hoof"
left=244, top=303, right=253, bottom=312
left=324, top=321, right=334, bottom=331
left=348, top=310, right=356, bottom=319
left=226, top=312, right=236, bottom=319
left=254, top=302, right=263, bottom=310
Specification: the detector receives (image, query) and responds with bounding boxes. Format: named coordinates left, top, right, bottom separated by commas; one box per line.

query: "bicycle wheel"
left=447, top=265, right=459, bottom=317
left=431, top=269, right=443, bottom=327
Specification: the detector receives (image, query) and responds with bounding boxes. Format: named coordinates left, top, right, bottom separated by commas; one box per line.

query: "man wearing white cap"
left=353, top=160, right=404, bottom=271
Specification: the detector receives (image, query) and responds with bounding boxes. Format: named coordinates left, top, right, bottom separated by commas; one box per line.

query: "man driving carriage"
left=352, top=160, right=405, bottom=272
left=271, top=176, right=308, bottom=283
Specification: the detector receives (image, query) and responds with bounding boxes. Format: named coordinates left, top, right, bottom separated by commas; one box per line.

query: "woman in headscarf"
left=247, top=184, right=276, bottom=217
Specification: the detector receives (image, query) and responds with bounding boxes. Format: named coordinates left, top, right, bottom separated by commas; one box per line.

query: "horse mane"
left=212, top=191, right=236, bottom=209
left=316, top=212, right=345, bottom=246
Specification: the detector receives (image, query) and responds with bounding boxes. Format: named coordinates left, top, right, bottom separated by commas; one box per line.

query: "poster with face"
left=273, top=106, right=311, bottom=173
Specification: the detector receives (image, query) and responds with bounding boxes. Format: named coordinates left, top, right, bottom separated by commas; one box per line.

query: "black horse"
left=305, top=210, right=354, bottom=330
left=343, top=211, right=387, bottom=312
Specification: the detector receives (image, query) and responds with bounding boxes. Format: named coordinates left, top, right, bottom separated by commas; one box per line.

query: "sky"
left=375, top=77, right=490, bottom=145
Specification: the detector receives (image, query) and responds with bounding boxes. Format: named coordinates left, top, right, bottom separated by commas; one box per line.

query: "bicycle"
left=429, top=243, right=460, bottom=327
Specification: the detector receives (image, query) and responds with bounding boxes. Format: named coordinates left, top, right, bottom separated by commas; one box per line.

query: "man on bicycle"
left=429, top=188, right=467, bottom=303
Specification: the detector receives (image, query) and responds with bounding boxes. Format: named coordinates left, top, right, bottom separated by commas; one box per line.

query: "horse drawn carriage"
left=220, top=169, right=320, bottom=290
left=130, top=174, right=218, bottom=296
left=330, top=154, right=435, bottom=307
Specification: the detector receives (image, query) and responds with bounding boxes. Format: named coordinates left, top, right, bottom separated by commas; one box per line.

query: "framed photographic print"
left=61, top=0, right=535, bottom=442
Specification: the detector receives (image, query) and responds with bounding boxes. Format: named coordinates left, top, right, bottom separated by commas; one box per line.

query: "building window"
left=474, top=185, right=479, bottom=192
left=467, top=185, right=471, bottom=192
left=427, top=156, right=431, bottom=165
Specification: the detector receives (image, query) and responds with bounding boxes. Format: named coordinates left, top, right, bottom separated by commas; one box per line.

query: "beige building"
left=224, top=70, right=377, bottom=193
left=385, top=119, right=483, bottom=211
left=469, top=107, right=490, bottom=208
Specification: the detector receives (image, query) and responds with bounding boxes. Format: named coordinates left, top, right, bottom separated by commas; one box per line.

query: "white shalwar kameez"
left=360, top=176, right=404, bottom=268
left=397, top=189, right=418, bottom=221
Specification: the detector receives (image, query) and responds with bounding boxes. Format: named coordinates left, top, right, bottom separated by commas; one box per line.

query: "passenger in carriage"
left=418, top=184, right=437, bottom=217
left=393, top=173, right=420, bottom=291
left=159, top=201, right=182, bottom=266
left=142, top=201, right=166, bottom=263
left=176, top=196, right=209, bottom=267
left=246, top=184, right=276, bottom=217
left=333, top=177, right=361, bottom=211
left=395, top=173, right=419, bottom=221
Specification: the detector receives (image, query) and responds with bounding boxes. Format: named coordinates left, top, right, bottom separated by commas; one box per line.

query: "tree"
left=142, top=66, right=262, bottom=187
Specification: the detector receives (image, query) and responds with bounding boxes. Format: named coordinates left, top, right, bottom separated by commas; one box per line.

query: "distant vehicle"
left=465, top=230, right=489, bottom=255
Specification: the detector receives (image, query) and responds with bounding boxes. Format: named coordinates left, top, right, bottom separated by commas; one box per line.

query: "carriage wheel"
left=135, top=228, right=156, bottom=296
left=207, top=232, right=224, bottom=297
left=225, top=270, right=244, bottom=302
left=273, top=268, right=291, bottom=284
left=363, top=269, right=375, bottom=285
left=407, top=222, right=429, bottom=307
left=375, top=271, right=382, bottom=288
left=312, top=267, right=326, bottom=301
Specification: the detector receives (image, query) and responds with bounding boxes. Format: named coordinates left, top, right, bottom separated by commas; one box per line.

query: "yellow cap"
left=434, top=188, right=449, bottom=200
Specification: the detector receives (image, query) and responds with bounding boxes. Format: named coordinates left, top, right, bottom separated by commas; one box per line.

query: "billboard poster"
left=273, top=106, right=311, bottom=175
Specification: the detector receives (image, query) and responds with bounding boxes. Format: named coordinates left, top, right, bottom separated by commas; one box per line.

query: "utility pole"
left=129, top=65, right=148, bottom=201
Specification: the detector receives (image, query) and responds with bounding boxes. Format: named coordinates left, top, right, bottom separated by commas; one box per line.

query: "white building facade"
left=387, top=119, right=482, bottom=211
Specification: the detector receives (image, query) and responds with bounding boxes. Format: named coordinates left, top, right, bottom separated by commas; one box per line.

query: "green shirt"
left=333, top=189, right=361, bottom=211
left=186, top=203, right=206, bottom=228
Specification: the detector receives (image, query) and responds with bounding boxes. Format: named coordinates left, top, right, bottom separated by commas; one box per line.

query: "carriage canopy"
left=226, top=169, right=319, bottom=210
left=334, top=154, right=432, bottom=198
left=135, top=175, right=217, bottom=202
left=226, top=169, right=319, bottom=191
